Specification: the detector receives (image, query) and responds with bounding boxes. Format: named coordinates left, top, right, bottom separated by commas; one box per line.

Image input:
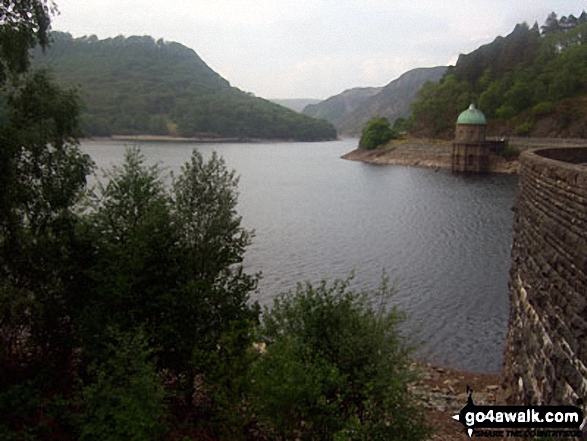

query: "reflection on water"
left=82, top=138, right=517, bottom=374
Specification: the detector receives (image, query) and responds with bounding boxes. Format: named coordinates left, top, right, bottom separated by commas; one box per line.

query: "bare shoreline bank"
left=84, top=135, right=294, bottom=143
left=341, top=137, right=587, bottom=174
left=413, top=361, right=504, bottom=440
left=83, top=135, right=339, bottom=143
left=341, top=140, right=520, bottom=174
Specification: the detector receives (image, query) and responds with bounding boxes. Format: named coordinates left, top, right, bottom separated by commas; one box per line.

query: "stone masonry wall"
left=503, top=147, right=587, bottom=406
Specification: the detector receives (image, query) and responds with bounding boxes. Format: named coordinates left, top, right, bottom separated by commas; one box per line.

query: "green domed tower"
left=452, top=104, right=490, bottom=172
left=457, top=103, right=487, bottom=125
left=456, top=104, right=487, bottom=142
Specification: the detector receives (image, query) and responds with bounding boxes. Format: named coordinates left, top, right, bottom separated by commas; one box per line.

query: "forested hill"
left=30, top=32, right=337, bottom=141
left=409, top=12, right=587, bottom=139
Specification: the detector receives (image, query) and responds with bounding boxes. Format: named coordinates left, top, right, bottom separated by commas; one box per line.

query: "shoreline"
left=413, top=361, right=504, bottom=440
left=80, top=134, right=250, bottom=143
left=341, top=140, right=520, bottom=174
left=111, top=134, right=246, bottom=143
left=83, top=135, right=337, bottom=144
left=342, top=137, right=587, bottom=174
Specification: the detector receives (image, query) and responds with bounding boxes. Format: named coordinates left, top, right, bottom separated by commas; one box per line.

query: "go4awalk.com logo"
left=452, top=387, right=585, bottom=438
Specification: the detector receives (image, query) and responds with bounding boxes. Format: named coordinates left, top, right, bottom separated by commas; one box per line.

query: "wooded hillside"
left=30, top=32, right=337, bottom=141
left=409, top=12, right=587, bottom=139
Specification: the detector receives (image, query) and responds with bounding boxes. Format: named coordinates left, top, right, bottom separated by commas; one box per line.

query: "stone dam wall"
left=503, top=147, right=587, bottom=406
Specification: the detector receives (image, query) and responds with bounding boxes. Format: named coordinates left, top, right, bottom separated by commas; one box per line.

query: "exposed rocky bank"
left=341, top=139, right=519, bottom=173
left=342, top=137, right=587, bottom=174
left=413, top=362, right=505, bottom=440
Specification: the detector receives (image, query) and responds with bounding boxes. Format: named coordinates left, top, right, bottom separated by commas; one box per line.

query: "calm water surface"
left=81, top=138, right=518, bottom=374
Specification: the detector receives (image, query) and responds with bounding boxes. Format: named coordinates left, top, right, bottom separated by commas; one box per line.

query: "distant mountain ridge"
left=303, top=66, right=447, bottom=135
left=30, top=32, right=336, bottom=141
left=270, top=98, right=321, bottom=113
left=302, top=87, right=382, bottom=126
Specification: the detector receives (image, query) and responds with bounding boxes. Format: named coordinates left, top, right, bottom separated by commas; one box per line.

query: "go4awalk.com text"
left=451, top=387, right=584, bottom=438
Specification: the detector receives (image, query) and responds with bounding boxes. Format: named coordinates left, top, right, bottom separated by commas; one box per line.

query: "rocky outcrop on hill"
left=302, top=87, right=382, bottom=125
left=338, top=66, right=448, bottom=135
left=304, top=66, right=447, bottom=136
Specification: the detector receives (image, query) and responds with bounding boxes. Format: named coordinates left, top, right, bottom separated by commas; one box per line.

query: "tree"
left=78, top=148, right=176, bottom=351
left=82, top=147, right=259, bottom=387
left=250, top=277, right=430, bottom=441
left=1, top=5, right=263, bottom=430
left=0, top=69, right=93, bottom=371
left=0, top=0, right=53, bottom=83
left=392, top=116, right=413, bottom=133
left=79, top=328, right=168, bottom=441
left=0, top=3, right=96, bottom=437
left=504, top=80, right=533, bottom=112
left=410, top=73, right=474, bottom=137
left=359, top=117, right=398, bottom=150
left=163, top=149, right=261, bottom=380
left=541, top=12, right=560, bottom=35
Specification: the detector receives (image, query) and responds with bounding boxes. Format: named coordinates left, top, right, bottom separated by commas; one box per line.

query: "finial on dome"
left=457, top=104, right=486, bottom=125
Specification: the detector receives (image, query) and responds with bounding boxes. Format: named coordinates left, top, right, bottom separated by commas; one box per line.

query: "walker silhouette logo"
left=452, top=387, right=584, bottom=438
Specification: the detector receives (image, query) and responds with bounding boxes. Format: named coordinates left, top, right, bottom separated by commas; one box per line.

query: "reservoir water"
left=81, top=138, right=518, bottom=374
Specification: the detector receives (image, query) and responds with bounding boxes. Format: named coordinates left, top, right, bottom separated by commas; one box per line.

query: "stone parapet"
left=503, top=147, right=587, bottom=406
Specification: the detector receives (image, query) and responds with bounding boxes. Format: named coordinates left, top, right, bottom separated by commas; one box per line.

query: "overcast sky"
left=51, top=0, right=587, bottom=100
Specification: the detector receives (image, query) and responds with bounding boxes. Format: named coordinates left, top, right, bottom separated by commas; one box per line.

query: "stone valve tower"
left=452, top=104, right=506, bottom=173
left=452, top=104, right=491, bottom=172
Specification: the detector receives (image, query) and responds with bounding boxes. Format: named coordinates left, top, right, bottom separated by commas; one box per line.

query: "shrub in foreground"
left=249, top=277, right=430, bottom=441
left=79, top=328, right=168, bottom=441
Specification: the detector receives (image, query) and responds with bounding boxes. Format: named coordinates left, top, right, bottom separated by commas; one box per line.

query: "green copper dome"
left=457, top=104, right=487, bottom=125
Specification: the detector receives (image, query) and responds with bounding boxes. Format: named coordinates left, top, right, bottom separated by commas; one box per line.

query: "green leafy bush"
left=515, top=121, right=533, bottom=136
left=359, top=117, right=398, bottom=150
left=496, top=105, right=517, bottom=120
left=532, top=101, right=555, bottom=116
left=79, top=328, right=168, bottom=441
left=249, top=337, right=343, bottom=439
left=250, top=277, right=430, bottom=441
left=500, top=144, right=522, bottom=159
left=393, top=116, right=413, bottom=133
